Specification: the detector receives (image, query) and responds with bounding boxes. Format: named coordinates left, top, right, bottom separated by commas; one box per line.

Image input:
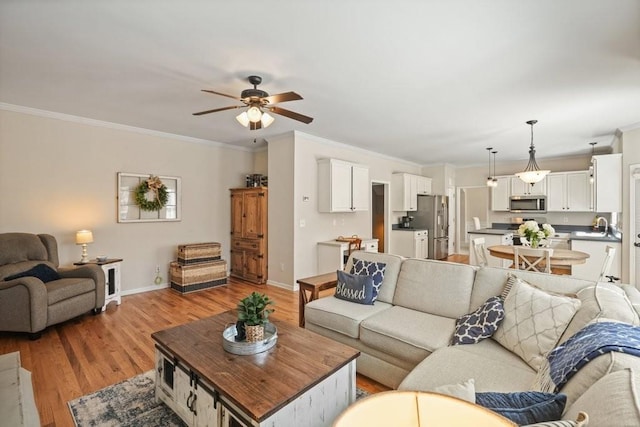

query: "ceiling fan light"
left=261, top=112, right=275, bottom=128
left=247, top=106, right=262, bottom=122
left=236, top=112, right=250, bottom=127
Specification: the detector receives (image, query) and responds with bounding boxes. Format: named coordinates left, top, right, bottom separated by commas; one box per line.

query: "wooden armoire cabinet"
left=229, top=187, right=268, bottom=284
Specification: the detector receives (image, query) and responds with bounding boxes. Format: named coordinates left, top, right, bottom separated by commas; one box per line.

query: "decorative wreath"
left=135, top=175, right=168, bottom=211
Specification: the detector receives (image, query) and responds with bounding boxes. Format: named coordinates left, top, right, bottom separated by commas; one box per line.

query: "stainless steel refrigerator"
left=413, top=195, right=449, bottom=260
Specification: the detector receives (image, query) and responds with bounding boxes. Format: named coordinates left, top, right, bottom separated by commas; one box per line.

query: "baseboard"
left=121, top=283, right=170, bottom=296
left=267, top=279, right=297, bottom=292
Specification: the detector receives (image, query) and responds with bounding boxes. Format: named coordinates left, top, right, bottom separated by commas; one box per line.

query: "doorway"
left=371, top=181, right=390, bottom=252
left=456, top=186, right=489, bottom=254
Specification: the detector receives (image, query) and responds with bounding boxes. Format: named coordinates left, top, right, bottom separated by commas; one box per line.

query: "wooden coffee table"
left=151, top=310, right=360, bottom=427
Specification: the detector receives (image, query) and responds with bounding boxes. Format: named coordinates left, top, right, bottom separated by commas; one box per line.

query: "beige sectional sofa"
left=304, top=251, right=640, bottom=425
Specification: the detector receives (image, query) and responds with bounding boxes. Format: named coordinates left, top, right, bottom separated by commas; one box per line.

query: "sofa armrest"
left=58, top=265, right=106, bottom=309
left=0, top=278, right=48, bottom=333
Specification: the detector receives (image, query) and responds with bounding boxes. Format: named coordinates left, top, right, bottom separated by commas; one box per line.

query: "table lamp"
left=75, top=230, right=94, bottom=263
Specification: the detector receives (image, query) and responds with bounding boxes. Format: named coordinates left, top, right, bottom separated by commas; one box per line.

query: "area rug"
left=68, top=370, right=370, bottom=427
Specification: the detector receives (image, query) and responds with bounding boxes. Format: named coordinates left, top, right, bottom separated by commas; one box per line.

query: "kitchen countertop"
left=568, top=231, right=622, bottom=243
left=392, top=226, right=428, bottom=231
left=468, top=228, right=514, bottom=236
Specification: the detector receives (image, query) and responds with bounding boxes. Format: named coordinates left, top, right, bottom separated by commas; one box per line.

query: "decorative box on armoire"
left=230, top=187, right=268, bottom=284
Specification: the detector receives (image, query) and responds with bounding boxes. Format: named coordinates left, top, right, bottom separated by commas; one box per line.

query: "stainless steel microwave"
left=509, top=195, right=547, bottom=213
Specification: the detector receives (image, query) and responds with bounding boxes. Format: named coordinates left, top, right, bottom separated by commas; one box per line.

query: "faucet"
left=596, top=216, right=608, bottom=234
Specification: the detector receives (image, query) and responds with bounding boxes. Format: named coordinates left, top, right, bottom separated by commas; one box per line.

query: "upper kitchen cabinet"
left=491, top=176, right=511, bottom=211
left=592, top=153, right=622, bottom=212
left=546, top=171, right=592, bottom=212
left=511, top=176, right=546, bottom=196
left=391, top=173, right=432, bottom=211
left=318, top=158, right=369, bottom=213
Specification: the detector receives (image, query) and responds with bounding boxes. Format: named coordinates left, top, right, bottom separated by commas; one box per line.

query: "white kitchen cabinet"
left=391, top=230, right=428, bottom=258
left=318, top=159, right=369, bottom=212
left=570, top=240, right=621, bottom=281
left=491, top=176, right=511, bottom=211
left=546, top=171, right=592, bottom=212
left=593, top=153, right=622, bottom=212
left=391, top=173, right=432, bottom=211
left=510, top=177, right=547, bottom=196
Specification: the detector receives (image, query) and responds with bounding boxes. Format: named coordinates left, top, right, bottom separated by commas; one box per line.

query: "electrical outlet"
left=280, top=262, right=285, bottom=271
left=299, top=219, right=306, bottom=228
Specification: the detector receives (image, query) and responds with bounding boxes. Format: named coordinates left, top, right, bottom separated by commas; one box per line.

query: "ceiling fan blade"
left=262, top=91, right=303, bottom=104
left=192, top=105, right=242, bottom=116
left=268, top=106, right=314, bottom=124
left=249, top=121, right=262, bottom=130
left=201, top=89, right=242, bottom=101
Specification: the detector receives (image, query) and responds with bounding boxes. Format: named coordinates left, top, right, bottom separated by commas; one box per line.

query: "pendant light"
left=515, top=120, right=550, bottom=185
left=485, top=147, right=494, bottom=187
left=588, top=142, right=597, bottom=184
left=491, top=150, right=498, bottom=187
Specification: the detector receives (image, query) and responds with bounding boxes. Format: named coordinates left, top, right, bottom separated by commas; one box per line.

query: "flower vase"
left=531, top=239, right=539, bottom=248
left=245, top=324, right=264, bottom=342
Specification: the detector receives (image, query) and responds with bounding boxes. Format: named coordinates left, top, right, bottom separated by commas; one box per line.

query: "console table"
left=297, top=271, right=338, bottom=327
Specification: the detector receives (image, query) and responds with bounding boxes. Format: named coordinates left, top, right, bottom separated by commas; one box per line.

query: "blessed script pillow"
left=334, top=270, right=375, bottom=305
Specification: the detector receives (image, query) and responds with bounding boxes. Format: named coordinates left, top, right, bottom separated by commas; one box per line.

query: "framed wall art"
left=117, top=172, right=181, bottom=223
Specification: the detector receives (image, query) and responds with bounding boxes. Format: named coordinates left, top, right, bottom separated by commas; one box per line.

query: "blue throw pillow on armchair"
left=334, top=270, right=375, bottom=305
left=5, top=263, right=61, bottom=283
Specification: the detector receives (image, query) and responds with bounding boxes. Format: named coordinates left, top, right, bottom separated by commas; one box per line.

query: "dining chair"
left=345, top=238, right=363, bottom=264
left=472, top=217, right=482, bottom=230
left=471, top=237, right=489, bottom=267
left=598, top=245, right=617, bottom=282
left=513, top=246, right=554, bottom=273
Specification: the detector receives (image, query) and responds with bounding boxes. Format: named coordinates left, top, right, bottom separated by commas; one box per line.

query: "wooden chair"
left=347, top=238, right=362, bottom=258
left=513, top=246, right=554, bottom=273
left=471, top=237, right=489, bottom=267
left=598, top=245, right=618, bottom=282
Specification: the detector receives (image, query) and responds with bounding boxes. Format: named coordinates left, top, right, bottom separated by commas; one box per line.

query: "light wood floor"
left=0, top=254, right=468, bottom=427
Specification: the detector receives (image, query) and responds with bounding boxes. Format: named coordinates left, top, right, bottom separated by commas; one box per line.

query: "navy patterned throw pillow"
left=475, top=391, right=567, bottom=425
left=452, top=296, right=505, bottom=345
left=334, top=270, right=375, bottom=305
left=350, top=258, right=386, bottom=301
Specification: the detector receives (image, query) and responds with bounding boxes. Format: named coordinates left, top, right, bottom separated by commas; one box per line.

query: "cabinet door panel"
left=229, top=250, right=244, bottom=277
left=546, top=174, right=566, bottom=211
left=244, top=251, right=264, bottom=283
left=194, top=387, right=218, bottom=427
left=491, top=177, right=510, bottom=211
left=230, top=193, right=243, bottom=236
left=175, top=368, right=194, bottom=424
left=351, top=164, right=370, bottom=211
left=242, top=191, right=265, bottom=239
left=566, top=171, right=591, bottom=211
left=331, top=161, right=354, bottom=212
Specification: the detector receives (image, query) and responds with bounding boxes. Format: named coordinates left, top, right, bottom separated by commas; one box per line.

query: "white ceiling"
left=1, top=1, right=639, bottom=167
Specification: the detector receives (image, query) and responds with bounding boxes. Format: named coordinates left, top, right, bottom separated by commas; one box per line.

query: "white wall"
left=267, top=131, right=423, bottom=289
left=0, top=108, right=254, bottom=294
left=621, top=127, right=640, bottom=284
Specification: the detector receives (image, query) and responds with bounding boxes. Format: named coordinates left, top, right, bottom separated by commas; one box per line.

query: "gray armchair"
left=0, top=233, right=105, bottom=339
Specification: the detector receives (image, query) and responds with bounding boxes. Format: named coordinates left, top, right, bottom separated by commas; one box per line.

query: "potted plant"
left=236, top=292, right=275, bottom=342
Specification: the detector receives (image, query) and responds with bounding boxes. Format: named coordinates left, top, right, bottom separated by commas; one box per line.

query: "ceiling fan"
left=193, top=75, right=314, bottom=130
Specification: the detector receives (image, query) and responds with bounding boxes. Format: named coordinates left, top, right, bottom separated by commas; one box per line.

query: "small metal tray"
left=222, top=323, right=278, bottom=355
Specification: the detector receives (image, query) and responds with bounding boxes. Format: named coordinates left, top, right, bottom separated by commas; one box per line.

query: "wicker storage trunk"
left=177, top=242, right=221, bottom=265
left=170, top=260, right=227, bottom=293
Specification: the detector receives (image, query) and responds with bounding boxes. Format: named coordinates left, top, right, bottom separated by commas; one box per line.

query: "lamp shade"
left=235, top=112, right=250, bottom=127
left=246, top=106, right=262, bottom=122
left=261, top=112, right=275, bottom=128
left=75, top=230, right=94, bottom=245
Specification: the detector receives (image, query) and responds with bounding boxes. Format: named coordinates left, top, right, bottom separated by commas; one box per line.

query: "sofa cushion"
left=559, top=282, right=640, bottom=345
left=563, top=368, right=640, bottom=426
left=334, top=270, right=375, bottom=305
left=5, top=263, right=61, bottom=283
left=452, top=296, right=505, bottom=345
left=46, top=278, right=97, bottom=305
left=360, top=306, right=456, bottom=365
left=493, top=276, right=581, bottom=370
left=393, top=259, right=476, bottom=318
left=470, top=267, right=592, bottom=314
left=304, top=296, right=392, bottom=339
left=350, top=258, right=386, bottom=301
left=344, top=252, right=403, bottom=304
left=475, top=391, right=567, bottom=425
left=0, top=233, right=49, bottom=266
left=399, top=338, right=536, bottom=393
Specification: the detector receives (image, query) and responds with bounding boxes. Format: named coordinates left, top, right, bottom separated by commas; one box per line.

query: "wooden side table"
left=296, top=271, right=338, bottom=327
left=74, top=258, right=123, bottom=311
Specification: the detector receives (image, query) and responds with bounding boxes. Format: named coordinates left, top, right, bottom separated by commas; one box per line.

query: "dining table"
left=487, top=245, right=590, bottom=274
